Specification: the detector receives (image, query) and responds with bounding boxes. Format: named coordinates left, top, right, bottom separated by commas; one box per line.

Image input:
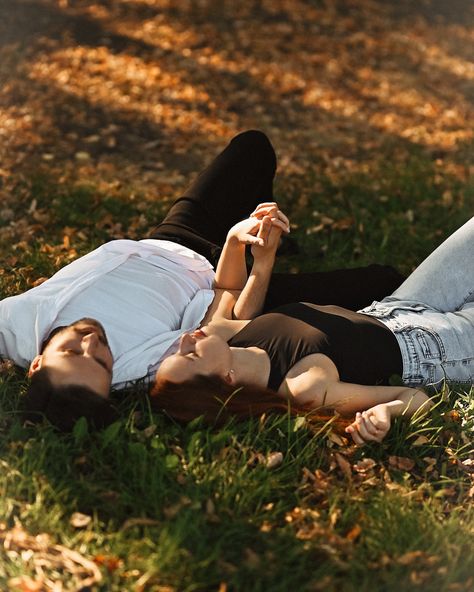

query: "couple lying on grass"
left=152, top=203, right=473, bottom=444
left=8, top=131, right=471, bottom=442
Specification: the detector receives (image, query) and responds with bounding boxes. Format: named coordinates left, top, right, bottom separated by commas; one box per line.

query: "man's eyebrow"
left=65, top=349, right=111, bottom=375
left=93, top=356, right=112, bottom=375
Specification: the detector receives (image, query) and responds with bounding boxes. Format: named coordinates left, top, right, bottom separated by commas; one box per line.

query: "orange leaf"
left=345, top=523, right=362, bottom=542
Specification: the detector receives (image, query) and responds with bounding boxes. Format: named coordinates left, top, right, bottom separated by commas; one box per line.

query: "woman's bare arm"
left=281, top=353, right=431, bottom=443
left=345, top=391, right=433, bottom=445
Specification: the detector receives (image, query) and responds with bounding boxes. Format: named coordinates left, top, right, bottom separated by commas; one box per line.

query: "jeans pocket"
left=415, top=329, right=445, bottom=361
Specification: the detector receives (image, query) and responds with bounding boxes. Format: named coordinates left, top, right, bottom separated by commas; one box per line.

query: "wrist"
left=225, top=232, right=246, bottom=248
left=252, top=253, right=276, bottom=267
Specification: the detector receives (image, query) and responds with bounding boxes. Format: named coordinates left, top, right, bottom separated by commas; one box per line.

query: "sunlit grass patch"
left=0, top=146, right=473, bottom=590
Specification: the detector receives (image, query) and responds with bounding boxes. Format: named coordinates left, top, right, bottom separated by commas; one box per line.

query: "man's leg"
left=150, top=129, right=406, bottom=309
left=264, top=264, right=405, bottom=312
left=388, top=216, right=474, bottom=311
left=149, top=130, right=277, bottom=265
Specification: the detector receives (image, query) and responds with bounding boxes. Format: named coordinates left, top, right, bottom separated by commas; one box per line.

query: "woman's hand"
left=250, top=203, right=290, bottom=260
left=345, top=404, right=392, bottom=445
left=250, top=216, right=283, bottom=261
left=250, top=202, right=290, bottom=232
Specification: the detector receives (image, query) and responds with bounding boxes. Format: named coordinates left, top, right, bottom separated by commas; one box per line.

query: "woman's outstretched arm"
left=344, top=390, right=433, bottom=445
left=282, top=355, right=432, bottom=444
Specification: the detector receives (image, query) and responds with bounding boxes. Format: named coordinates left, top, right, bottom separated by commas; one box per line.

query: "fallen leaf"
left=70, top=512, right=92, bottom=528
left=266, top=451, right=283, bottom=469
left=397, top=550, right=426, bottom=565
left=7, top=576, right=43, bottom=592
left=334, top=452, right=352, bottom=480
left=389, top=456, right=415, bottom=471
left=412, top=435, right=430, bottom=446
left=345, top=523, right=362, bottom=542
left=353, top=458, right=376, bottom=473
left=327, top=431, right=346, bottom=446
left=93, top=553, right=123, bottom=572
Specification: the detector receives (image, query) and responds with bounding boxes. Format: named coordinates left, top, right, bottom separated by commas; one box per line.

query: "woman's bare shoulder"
left=279, top=353, right=340, bottom=407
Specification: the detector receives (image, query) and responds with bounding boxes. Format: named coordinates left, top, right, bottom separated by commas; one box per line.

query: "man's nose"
left=82, top=332, right=100, bottom=353
left=179, top=333, right=196, bottom=355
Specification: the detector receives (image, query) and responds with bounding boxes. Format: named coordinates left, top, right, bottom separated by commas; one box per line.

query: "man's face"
left=29, top=318, right=114, bottom=398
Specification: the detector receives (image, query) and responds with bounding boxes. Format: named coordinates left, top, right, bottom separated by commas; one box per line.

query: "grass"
left=0, top=148, right=473, bottom=591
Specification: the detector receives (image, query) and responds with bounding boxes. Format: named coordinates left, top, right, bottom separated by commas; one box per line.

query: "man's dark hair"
left=23, top=368, right=117, bottom=432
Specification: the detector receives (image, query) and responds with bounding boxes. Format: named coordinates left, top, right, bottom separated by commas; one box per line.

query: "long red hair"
left=150, top=374, right=350, bottom=431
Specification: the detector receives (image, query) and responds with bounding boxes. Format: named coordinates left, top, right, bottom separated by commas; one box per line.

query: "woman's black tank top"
left=228, top=303, right=402, bottom=391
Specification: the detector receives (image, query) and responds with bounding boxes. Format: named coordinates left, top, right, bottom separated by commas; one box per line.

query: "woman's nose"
left=179, top=333, right=196, bottom=355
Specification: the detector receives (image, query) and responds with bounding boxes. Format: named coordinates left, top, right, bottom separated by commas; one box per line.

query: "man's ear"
left=28, top=355, right=43, bottom=377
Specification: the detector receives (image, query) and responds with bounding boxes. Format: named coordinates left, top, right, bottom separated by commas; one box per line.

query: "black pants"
left=150, top=130, right=404, bottom=311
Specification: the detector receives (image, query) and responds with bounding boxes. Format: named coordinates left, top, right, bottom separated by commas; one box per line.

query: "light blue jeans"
left=359, top=216, right=474, bottom=388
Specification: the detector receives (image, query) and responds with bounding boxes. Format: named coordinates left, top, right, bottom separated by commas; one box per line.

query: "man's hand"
left=226, top=203, right=289, bottom=248
left=345, top=404, right=392, bottom=445
left=226, top=217, right=268, bottom=248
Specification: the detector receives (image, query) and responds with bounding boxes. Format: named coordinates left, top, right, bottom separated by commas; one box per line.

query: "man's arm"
left=213, top=204, right=289, bottom=319
left=232, top=218, right=282, bottom=319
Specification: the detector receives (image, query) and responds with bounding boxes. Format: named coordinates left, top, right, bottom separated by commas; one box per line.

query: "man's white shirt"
left=0, top=239, right=215, bottom=386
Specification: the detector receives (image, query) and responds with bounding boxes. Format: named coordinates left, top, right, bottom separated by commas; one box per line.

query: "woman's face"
left=156, top=329, right=233, bottom=383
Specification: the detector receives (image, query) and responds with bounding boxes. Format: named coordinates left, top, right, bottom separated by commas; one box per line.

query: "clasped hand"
left=227, top=202, right=290, bottom=258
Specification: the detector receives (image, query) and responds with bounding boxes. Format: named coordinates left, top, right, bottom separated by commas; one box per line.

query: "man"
left=1, top=131, right=403, bottom=429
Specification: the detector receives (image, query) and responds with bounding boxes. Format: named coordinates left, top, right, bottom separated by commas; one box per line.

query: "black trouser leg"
left=149, top=129, right=276, bottom=265
left=149, top=129, right=405, bottom=309
left=263, top=264, right=406, bottom=312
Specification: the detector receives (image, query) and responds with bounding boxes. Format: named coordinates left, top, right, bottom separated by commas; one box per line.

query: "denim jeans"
left=359, top=216, right=474, bottom=388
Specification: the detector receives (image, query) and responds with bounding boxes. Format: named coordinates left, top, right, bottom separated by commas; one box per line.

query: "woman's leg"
left=388, top=216, right=474, bottom=311
left=149, top=130, right=277, bottom=264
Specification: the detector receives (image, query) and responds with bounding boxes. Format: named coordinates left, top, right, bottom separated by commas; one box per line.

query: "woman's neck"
left=202, top=317, right=249, bottom=341
left=230, top=346, right=270, bottom=388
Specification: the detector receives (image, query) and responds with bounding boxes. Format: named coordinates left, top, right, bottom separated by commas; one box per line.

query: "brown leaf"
left=345, top=523, right=362, bottom=542
left=93, top=553, right=123, bottom=572
left=70, top=511, right=92, bottom=528
left=334, top=452, right=352, bottom=480
left=266, top=451, right=284, bottom=469
left=457, top=458, right=474, bottom=473
left=7, top=576, right=43, bottom=592
left=397, top=550, right=426, bottom=565
left=412, top=435, right=430, bottom=446
left=353, top=458, right=376, bottom=473
left=388, top=456, right=415, bottom=471
left=327, top=431, right=347, bottom=446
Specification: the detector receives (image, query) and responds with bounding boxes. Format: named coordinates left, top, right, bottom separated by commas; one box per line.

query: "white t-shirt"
left=0, top=239, right=215, bottom=386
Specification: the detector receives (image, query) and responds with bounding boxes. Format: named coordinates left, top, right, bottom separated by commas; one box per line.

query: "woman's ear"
left=224, top=369, right=236, bottom=385
left=28, top=355, right=43, bottom=377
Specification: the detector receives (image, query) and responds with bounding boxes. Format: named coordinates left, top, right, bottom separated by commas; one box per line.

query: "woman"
left=151, top=208, right=473, bottom=445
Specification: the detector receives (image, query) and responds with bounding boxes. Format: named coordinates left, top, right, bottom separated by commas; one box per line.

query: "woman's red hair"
left=150, top=374, right=350, bottom=431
